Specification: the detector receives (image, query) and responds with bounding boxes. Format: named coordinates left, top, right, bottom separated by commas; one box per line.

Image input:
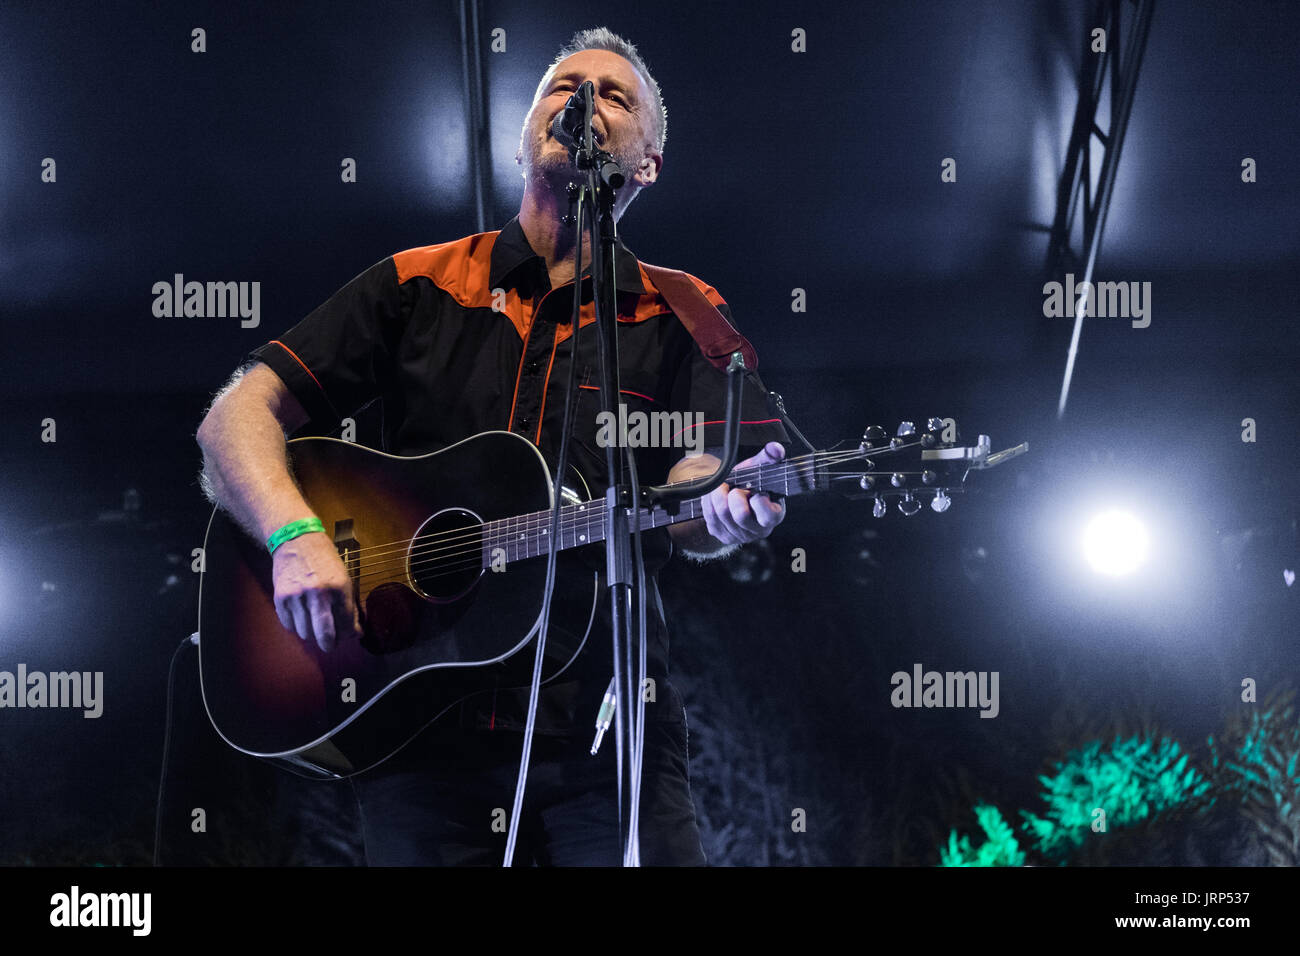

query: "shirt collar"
left=489, top=215, right=647, bottom=295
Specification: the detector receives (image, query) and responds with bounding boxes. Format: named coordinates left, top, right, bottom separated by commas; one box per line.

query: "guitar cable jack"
left=590, top=677, right=617, bottom=755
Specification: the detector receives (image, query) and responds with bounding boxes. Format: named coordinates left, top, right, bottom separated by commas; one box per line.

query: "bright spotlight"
left=1082, top=510, right=1150, bottom=576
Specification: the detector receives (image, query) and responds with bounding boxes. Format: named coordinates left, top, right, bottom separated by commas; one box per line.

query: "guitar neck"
left=482, top=453, right=827, bottom=563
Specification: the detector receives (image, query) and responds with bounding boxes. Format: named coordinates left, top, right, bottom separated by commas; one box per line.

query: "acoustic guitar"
left=197, top=421, right=1025, bottom=778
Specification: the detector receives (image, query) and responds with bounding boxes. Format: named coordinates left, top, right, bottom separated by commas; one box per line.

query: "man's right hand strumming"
left=271, top=531, right=361, bottom=652
left=197, top=361, right=361, bottom=654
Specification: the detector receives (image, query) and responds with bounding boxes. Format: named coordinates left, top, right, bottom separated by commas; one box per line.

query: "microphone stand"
left=570, top=94, right=641, bottom=863
left=562, top=83, right=747, bottom=864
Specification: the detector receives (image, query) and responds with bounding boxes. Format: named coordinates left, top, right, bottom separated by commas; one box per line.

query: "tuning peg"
left=931, top=490, right=952, bottom=513
left=896, top=421, right=916, bottom=437
left=921, top=470, right=937, bottom=485
left=897, top=492, right=921, bottom=517
left=890, top=473, right=906, bottom=488
left=872, top=497, right=887, bottom=518
left=862, top=425, right=885, bottom=448
left=859, top=475, right=876, bottom=491
left=926, top=417, right=944, bottom=432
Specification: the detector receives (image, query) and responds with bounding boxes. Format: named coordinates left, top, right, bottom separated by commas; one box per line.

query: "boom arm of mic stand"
left=646, top=351, right=747, bottom=506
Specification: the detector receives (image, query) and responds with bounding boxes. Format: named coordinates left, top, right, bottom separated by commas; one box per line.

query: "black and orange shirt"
left=247, top=215, right=787, bottom=733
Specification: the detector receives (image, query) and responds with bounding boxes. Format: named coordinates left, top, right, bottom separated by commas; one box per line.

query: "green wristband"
left=266, top=517, right=326, bottom=554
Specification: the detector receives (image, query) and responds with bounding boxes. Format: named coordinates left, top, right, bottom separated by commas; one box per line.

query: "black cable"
left=153, top=632, right=197, bottom=867
left=767, top=390, right=818, bottom=455
left=503, top=184, right=588, bottom=866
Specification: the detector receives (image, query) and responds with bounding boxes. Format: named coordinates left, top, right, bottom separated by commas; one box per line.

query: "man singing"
left=197, top=27, right=788, bottom=865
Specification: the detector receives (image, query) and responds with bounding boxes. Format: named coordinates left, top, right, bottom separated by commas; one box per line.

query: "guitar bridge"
left=334, top=518, right=361, bottom=601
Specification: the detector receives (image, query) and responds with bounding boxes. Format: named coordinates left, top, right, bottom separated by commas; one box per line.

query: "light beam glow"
left=1082, top=510, right=1150, bottom=577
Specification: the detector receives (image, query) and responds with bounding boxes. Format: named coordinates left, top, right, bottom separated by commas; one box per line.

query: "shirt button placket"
left=515, top=311, right=554, bottom=439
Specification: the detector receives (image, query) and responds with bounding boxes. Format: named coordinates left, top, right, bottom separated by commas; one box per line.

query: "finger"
left=709, top=484, right=746, bottom=544
left=332, top=592, right=359, bottom=640
left=701, top=485, right=727, bottom=542
left=703, top=484, right=742, bottom=545
left=274, top=598, right=294, bottom=633
left=727, top=488, right=762, bottom=534
left=752, top=493, right=785, bottom=529
left=289, top=597, right=314, bottom=646
left=308, top=591, right=337, bottom=653
left=737, top=441, right=787, bottom=470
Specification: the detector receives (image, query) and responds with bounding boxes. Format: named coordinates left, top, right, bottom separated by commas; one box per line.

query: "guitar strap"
left=639, top=263, right=759, bottom=373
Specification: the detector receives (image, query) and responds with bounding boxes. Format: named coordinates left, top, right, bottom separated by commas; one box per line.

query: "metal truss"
left=1046, top=0, right=1156, bottom=417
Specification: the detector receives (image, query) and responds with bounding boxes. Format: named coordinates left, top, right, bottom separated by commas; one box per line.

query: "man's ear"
left=634, top=149, right=663, bottom=188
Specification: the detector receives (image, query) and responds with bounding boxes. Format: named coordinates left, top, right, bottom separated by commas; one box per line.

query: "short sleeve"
left=246, top=256, right=405, bottom=432
left=668, top=300, right=790, bottom=457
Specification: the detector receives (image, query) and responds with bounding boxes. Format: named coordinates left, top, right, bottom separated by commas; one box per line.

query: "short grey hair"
left=531, top=27, right=667, bottom=152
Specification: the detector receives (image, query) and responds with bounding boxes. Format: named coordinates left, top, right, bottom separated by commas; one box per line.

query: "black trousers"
left=348, top=715, right=707, bottom=866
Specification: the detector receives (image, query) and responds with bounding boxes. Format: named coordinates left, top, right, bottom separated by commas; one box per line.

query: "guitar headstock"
left=819, top=418, right=1027, bottom=516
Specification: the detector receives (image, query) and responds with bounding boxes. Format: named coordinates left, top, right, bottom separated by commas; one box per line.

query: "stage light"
left=1082, top=510, right=1149, bottom=577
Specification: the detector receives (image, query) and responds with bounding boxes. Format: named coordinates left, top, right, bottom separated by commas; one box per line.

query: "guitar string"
left=317, top=447, right=861, bottom=577
left=325, top=444, right=916, bottom=573
left=355, top=471, right=956, bottom=591
left=351, top=468, right=952, bottom=589
left=340, top=447, right=907, bottom=577
left=349, top=457, right=940, bottom=584
left=315, top=446, right=861, bottom=564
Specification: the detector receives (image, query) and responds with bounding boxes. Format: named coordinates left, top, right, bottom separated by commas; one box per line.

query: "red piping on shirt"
left=506, top=345, right=527, bottom=431
left=269, top=340, right=326, bottom=394
left=534, top=327, right=561, bottom=444
left=577, top=384, right=660, bottom=404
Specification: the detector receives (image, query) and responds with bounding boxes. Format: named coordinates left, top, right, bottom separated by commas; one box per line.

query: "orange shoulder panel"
left=392, top=231, right=499, bottom=310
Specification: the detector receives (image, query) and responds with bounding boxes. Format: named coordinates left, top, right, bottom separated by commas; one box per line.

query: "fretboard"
left=481, top=453, right=825, bottom=564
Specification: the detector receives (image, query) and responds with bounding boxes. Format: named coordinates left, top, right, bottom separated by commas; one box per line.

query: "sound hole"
left=408, top=507, right=484, bottom=603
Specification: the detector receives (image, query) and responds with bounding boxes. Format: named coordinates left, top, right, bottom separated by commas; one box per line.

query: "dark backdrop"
left=0, top=0, right=1296, bottom=865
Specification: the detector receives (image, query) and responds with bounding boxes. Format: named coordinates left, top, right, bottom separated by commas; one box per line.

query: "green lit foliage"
left=1020, top=735, right=1212, bottom=861
left=1208, top=692, right=1300, bottom=866
left=939, top=804, right=1025, bottom=867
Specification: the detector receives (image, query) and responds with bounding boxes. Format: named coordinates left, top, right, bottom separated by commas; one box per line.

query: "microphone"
left=549, top=79, right=624, bottom=189
left=550, top=80, right=595, bottom=149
